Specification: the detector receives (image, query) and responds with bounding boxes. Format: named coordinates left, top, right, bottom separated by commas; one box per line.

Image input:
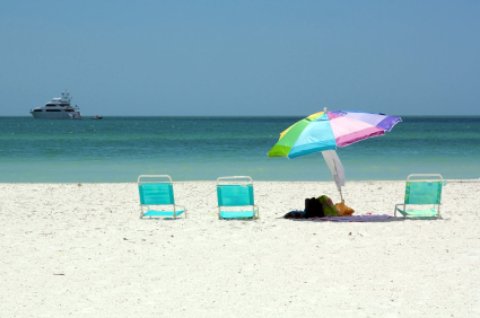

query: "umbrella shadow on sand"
left=294, top=215, right=402, bottom=223
left=282, top=214, right=442, bottom=223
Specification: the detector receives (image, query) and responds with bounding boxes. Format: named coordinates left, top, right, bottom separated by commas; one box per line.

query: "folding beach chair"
left=217, top=176, right=259, bottom=220
left=137, top=175, right=186, bottom=219
left=394, top=173, right=444, bottom=219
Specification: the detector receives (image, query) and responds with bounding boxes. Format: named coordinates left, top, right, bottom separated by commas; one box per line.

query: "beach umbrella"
left=268, top=108, right=402, bottom=200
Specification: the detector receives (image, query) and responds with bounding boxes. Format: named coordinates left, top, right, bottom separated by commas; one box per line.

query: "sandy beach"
left=0, top=180, right=478, bottom=317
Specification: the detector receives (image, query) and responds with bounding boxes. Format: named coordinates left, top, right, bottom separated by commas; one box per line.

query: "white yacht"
left=30, top=91, right=81, bottom=119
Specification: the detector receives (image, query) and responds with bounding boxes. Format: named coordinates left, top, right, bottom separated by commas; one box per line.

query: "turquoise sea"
left=0, top=116, right=479, bottom=182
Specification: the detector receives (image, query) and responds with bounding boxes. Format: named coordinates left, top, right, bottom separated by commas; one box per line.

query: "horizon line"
left=1, top=114, right=480, bottom=118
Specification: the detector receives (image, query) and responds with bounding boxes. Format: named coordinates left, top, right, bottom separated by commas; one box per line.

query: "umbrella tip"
left=323, top=106, right=328, bottom=113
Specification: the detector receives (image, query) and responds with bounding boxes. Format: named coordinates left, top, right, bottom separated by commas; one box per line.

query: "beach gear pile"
left=284, top=195, right=354, bottom=219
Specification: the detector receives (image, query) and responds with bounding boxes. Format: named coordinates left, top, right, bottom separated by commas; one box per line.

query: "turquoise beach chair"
left=394, top=173, right=444, bottom=219
left=138, top=175, right=186, bottom=219
left=217, top=176, right=259, bottom=220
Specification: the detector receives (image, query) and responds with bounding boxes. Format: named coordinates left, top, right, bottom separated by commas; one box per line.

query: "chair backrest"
left=138, top=175, right=175, bottom=205
left=217, top=176, right=254, bottom=207
left=404, top=174, right=443, bottom=205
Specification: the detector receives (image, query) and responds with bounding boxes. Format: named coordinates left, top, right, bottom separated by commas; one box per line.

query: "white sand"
left=0, top=180, right=479, bottom=317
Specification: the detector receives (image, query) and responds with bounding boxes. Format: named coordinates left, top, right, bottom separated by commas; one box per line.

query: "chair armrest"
left=253, top=205, right=260, bottom=219
left=174, top=204, right=187, bottom=218
left=394, top=203, right=405, bottom=217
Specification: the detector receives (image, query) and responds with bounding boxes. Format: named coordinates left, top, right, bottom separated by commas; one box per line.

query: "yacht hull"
left=31, top=112, right=81, bottom=119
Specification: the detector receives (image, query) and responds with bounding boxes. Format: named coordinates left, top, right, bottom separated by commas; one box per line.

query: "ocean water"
left=0, top=116, right=479, bottom=182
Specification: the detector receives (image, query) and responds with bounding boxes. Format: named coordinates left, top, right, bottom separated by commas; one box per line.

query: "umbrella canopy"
left=268, top=109, right=402, bottom=199
left=268, top=108, right=401, bottom=159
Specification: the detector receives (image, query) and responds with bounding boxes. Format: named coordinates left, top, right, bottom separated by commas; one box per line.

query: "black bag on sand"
left=284, top=210, right=305, bottom=219
left=304, top=197, right=325, bottom=218
left=284, top=197, right=325, bottom=219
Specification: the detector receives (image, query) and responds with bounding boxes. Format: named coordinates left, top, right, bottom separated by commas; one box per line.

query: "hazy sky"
left=1, top=1, right=479, bottom=116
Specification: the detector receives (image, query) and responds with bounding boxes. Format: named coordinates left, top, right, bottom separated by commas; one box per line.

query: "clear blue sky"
left=1, top=0, right=479, bottom=116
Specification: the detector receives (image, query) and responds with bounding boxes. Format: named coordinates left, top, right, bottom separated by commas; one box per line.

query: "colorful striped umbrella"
left=268, top=108, right=401, bottom=158
left=268, top=108, right=402, bottom=200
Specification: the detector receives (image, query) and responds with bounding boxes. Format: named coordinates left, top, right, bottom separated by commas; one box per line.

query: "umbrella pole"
left=338, top=185, right=344, bottom=203
left=322, top=150, right=345, bottom=203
